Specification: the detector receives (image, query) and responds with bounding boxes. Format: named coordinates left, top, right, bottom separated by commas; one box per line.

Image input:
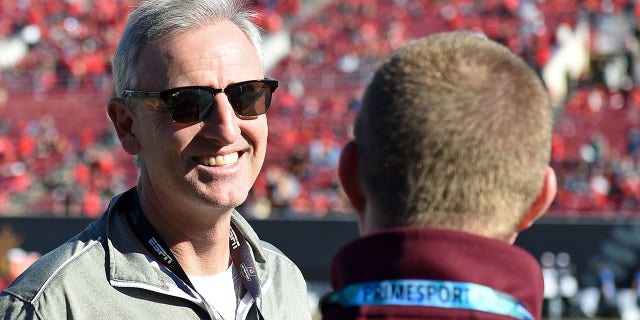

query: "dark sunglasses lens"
left=227, top=81, right=272, bottom=117
left=168, top=88, right=213, bottom=123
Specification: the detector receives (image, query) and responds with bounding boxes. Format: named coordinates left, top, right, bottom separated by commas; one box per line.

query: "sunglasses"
left=123, top=78, right=278, bottom=124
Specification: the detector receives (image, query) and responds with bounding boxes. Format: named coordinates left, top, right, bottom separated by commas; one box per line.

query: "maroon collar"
left=330, top=227, right=544, bottom=318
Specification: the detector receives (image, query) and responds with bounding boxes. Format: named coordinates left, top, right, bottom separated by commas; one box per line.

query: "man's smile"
left=194, top=152, right=241, bottom=167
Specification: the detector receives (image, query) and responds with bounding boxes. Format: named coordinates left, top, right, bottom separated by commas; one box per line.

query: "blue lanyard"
left=327, top=279, right=535, bottom=320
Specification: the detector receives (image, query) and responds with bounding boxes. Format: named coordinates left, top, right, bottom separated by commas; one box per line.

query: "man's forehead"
left=133, top=22, right=262, bottom=89
left=133, top=41, right=171, bottom=90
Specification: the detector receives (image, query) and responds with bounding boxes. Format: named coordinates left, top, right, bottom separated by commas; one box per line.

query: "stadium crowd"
left=1, top=0, right=640, bottom=219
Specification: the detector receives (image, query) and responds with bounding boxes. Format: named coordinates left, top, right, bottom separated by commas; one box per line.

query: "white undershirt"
left=188, top=264, right=237, bottom=320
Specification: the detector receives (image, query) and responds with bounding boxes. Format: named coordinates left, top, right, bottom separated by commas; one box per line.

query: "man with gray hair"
left=321, top=31, right=557, bottom=319
left=0, top=1, right=311, bottom=319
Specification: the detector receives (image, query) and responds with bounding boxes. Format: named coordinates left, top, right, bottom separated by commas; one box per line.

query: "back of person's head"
left=352, top=31, right=553, bottom=239
left=112, top=0, right=262, bottom=97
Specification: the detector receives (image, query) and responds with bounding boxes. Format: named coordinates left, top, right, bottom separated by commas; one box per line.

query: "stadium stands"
left=1, top=0, right=640, bottom=218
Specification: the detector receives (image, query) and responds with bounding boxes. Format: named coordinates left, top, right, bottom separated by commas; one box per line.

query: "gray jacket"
left=0, top=188, right=311, bottom=320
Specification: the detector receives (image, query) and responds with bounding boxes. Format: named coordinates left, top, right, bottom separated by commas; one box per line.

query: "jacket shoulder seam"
left=31, top=237, right=103, bottom=303
left=260, top=243, right=296, bottom=266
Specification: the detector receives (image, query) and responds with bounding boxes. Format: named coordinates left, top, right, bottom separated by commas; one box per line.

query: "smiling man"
left=0, top=1, right=311, bottom=319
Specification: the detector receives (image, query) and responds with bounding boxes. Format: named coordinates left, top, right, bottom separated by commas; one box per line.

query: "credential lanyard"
left=124, top=192, right=263, bottom=319
left=327, top=279, right=535, bottom=320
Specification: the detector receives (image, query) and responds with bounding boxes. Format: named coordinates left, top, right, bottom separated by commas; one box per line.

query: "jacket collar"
left=330, top=227, right=544, bottom=319
left=101, top=187, right=269, bottom=298
left=103, top=189, right=186, bottom=295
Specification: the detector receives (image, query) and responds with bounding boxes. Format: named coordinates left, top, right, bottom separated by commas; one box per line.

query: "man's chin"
left=197, top=190, right=249, bottom=211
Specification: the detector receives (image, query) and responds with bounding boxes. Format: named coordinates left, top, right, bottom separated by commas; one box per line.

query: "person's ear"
left=517, top=166, right=557, bottom=232
left=107, top=97, right=140, bottom=156
left=338, top=141, right=366, bottom=215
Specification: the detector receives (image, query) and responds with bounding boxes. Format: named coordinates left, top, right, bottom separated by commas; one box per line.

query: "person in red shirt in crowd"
left=321, top=31, right=557, bottom=319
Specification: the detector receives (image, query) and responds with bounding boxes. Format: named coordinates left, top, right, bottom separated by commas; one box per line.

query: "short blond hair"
left=355, top=32, right=552, bottom=238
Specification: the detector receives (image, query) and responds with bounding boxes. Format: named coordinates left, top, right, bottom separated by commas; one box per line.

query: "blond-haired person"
left=321, top=31, right=556, bottom=320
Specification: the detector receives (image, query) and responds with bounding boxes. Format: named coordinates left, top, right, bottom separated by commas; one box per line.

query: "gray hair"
left=112, top=0, right=263, bottom=97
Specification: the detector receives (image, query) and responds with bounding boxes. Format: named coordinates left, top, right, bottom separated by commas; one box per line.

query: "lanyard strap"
left=229, top=221, right=262, bottom=307
left=327, top=279, right=534, bottom=320
left=123, top=192, right=263, bottom=319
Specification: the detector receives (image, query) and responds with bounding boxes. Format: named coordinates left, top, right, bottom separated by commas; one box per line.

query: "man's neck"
left=169, top=227, right=232, bottom=276
left=136, top=190, right=235, bottom=276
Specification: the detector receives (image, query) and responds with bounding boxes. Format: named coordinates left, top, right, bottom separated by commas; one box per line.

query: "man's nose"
left=199, top=93, right=241, bottom=144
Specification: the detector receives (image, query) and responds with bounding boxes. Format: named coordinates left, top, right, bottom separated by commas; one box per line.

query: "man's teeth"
left=196, top=153, right=239, bottom=166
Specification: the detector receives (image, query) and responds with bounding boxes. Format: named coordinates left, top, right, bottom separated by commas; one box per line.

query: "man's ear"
left=107, top=97, right=140, bottom=156
left=517, top=166, right=557, bottom=232
left=338, top=141, right=366, bottom=215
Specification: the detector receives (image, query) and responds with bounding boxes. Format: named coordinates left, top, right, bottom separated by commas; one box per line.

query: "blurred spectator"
left=597, top=263, right=620, bottom=317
